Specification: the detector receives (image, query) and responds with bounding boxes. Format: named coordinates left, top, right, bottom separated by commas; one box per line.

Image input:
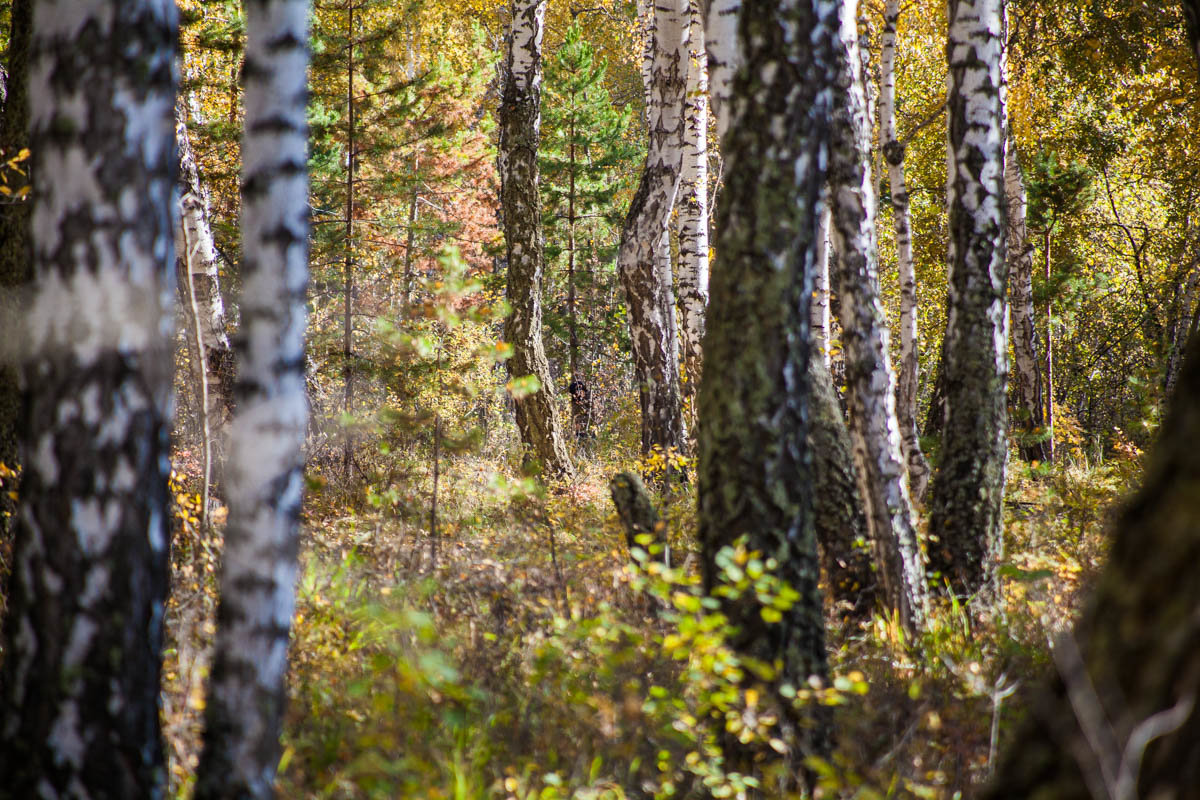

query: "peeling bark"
left=618, top=0, right=689, bottom=458
left=675, top=0, right=709, bottom=406
left=827, top=3, right=927, bottom=635
left=499, top=0, right=574, bottom=479
left=1006, top=134, right=1046, bottom=462
left=0, top=1, right=178, bottom=795
left=879, top=0, right=932, bottom=501
left=927, top=0, right=1008, bottom=601
left=697, top=0, right=841, bottom=776
left=193, top=1, right=310, bottom=797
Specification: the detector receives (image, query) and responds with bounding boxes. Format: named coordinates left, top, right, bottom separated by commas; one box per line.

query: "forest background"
left=1, top=0, right=1199, bottom=797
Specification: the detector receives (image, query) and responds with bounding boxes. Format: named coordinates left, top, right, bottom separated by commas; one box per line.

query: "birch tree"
left=193, top=0, right=310, bottom=795
left=1006, top=134, right=1047, bottom=462
left=617, top=0, right=689, bottom=457
left=927, top=0, right=1008, bottom=601
left=697, top=0, right=840, bottom=774
left=176, top=109, right=234, bottom=524
left=827, top=2, right=927, bottom=634
left=703, top=0, right=740, bottom=140
left=499, top=0, right=574, bottom=479
left=675, top=0, right=709, bottom=401
left=0, top=1, right=178, bottom=794
left=879, top=0, right=932, bottom=499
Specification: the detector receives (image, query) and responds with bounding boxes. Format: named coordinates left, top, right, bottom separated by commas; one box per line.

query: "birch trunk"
left=1006, top=134, right=1046, bottom=462
left=827, top=2, right=927, bottom=635
left=0, top=1, right=177, bottom=794
left=879, top=0, right=932, bottom=500
left=697, top=0, right=841, bottom=776
left=703, top=0, right=740, bottom=140
left=675, top=0, right=709, bottom=404
left=0, top=0, right=32, bottom=537
left=175, top=112, right=234, bottom=429
left=809, top=354, right=876, bottom=619
left=499, top=0, right=574, bottom=479
left=927, top=0, right=1008, bottom=601
left=194, top=1, right=309, bottom=796
left=813, top=207, right=833, bottom=366
left=618, top=0, right=689, bottom=457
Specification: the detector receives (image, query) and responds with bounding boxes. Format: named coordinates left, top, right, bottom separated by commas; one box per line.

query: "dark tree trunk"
left=0, top=2, right=178, bottom=796
left=808, top=355, right=876, bottom=620
left=499, top=0, right=575, bottom=479
left=697, top=0, right=840, bottom=778
left=0, top=0, right=32, bottom=539
left=193, top=0, right=310, bottom=796
left=927, top=0, right=1009, bottom=601
left=981, top=9, right=1200, bottom=796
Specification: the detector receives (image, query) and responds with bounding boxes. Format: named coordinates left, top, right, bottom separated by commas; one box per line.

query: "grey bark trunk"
left=878, top=0, right=932, bottom=500
left=697, top=0, right=841, bottom=778
left=499, top=0, right=575, bottom=479
left=675, top=0, right=709, bottom=407
left=927, top=0, right=1009, bottom=602
left=827, top=3, right=927, bottom=635
left=1006, top=133, right=1046, bottom=462
left=0, top=2, right=178, bottom=795
left=808, top=354, right=876, bottom=620
left=193, top=1, right=310, bottom=797
left=618, top=0, right=690, bottom=458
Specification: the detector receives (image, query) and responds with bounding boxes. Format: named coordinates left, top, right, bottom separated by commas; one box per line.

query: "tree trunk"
left=879, top=0, right=932, bottom=501
left=927, top=0, right=1008, bottom=602
left=697, top=0, right=840, bottom=777
left=343, top=0, right=357, bottom=476
left=703, top=0, right=741, bottom=140
left=813, top=207, right=833, bottom=366
left=618, top=0, right=689, bottom=458
left=499, top=0, right=575, bottom=479
left=827, top=3, right=927, bottom=635
left=0, top=0, right=32, bottom=539
left=193, top=1, right=310, bottom=796
left=175, top=111, right=234, bottom=436
left=1043, top=229, right=1056, bottom=462
left=808, top=354, right=876, bottom=620
left=675, top=0, right=709, bottom=409
left=1006, top=133, right=1046, bottom=462
left=0, top=2, right=177, bottom=795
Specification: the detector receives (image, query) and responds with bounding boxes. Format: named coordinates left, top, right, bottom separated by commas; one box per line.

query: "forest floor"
left=161, top=440, right=1142, bottom=799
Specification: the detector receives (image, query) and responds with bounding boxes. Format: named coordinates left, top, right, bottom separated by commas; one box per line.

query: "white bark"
left=928, top=0, right=1008, bottom=600
left=812, top=206, right=833, bottom=366
left=195, top=0, right=309, bottom=796
left=828, top=1, right=927, bottom=634
left=703, top=0, right=741, bottom=140
left=618, top=0, right=690, bottom=456
left=879, top=0, right=931, bottom=499
left=0, top=1, right=177, bottom=794
left=499, top=0, right=575, bottom=478
left=676, top=0, right=709, bottom=399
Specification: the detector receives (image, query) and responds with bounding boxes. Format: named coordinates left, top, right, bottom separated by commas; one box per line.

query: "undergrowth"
left=161, top=442, right=1141, bottom=799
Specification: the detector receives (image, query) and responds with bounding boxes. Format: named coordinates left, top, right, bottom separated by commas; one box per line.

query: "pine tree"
left=539, top=22, right=637, bottom=439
